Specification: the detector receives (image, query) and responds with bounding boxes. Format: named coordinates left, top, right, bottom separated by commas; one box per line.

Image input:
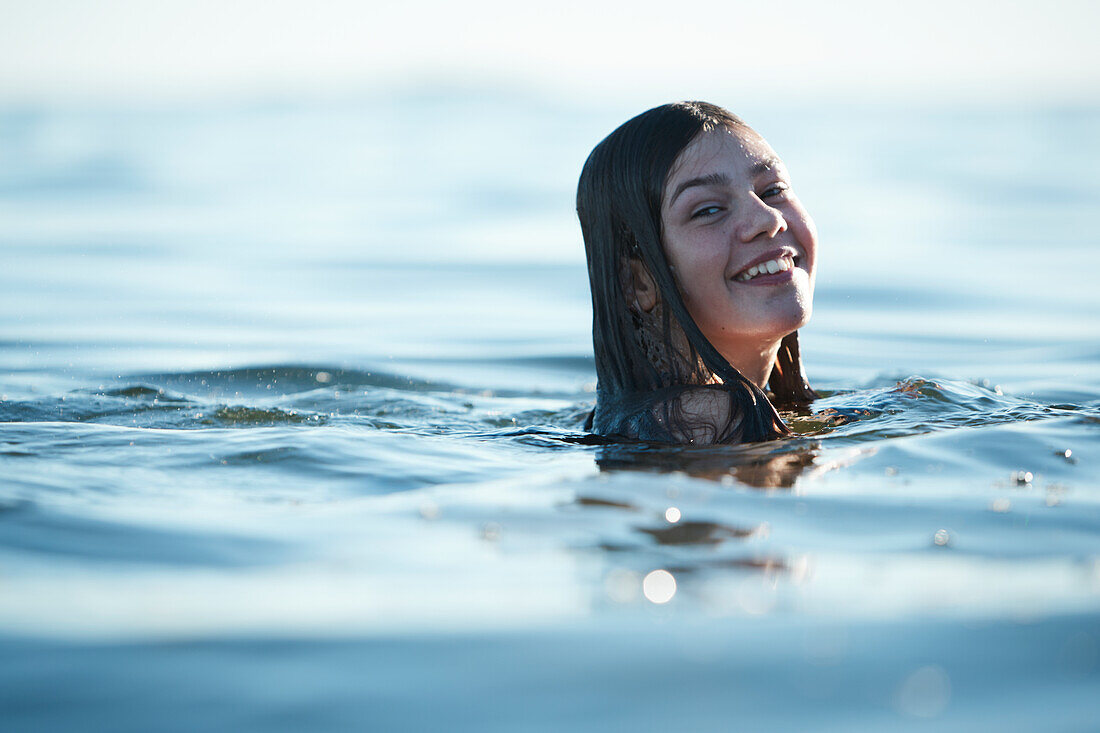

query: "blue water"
left=1, top=91, right=1099, bottom=731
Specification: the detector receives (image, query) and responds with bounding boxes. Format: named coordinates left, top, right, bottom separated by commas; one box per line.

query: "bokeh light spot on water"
left=642, top=570, right=677, bottom=604
left=418, top=501, right=440, bottom=521
left=1012, top=470, right=1034, bottom=486
left=789, top=555, right=811, bottom=584
left=664, top=506, right=681, bottom=523
left=933, top=529, right=951, bottom=547
left=895, top=665, right=951, bottom=718
left=603, top=569, right=641, bottom=604
left=990, top=498, right=1012, bottom=513
left=737, top=577, right=778, bottom=616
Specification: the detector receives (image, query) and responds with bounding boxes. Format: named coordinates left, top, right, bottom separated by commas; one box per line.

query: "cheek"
left=664, top=236, right=713, bottom=291
left=673, top=234, right=728, bottom=273
left=791, top=209, right=819, bottom=266
left=678, top=248, right=730, bottom=306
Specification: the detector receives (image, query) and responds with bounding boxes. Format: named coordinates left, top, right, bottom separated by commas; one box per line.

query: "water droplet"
left=885, top=466, right=899, bottom=476
left=933, top=529, right=951, bottom=546
left=1012, top=470, right=1034, bottom=486
left=642, top=569, right=677, bottom=604
left=481, top=522, right=502, bottom=541
left=418, top=502, right=440, bottom=521
left=990, top=498, right=1011, bottom=513
left=664, top=506, right=681, bottom=523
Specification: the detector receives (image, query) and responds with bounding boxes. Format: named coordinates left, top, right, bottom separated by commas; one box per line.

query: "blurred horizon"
left=2, top=0, right=1098, bottom=107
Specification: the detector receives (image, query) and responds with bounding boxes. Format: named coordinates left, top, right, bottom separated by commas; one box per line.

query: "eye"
left=691, top=205, right=724, bottom=219
left=761, top=182, right=790, bottom=199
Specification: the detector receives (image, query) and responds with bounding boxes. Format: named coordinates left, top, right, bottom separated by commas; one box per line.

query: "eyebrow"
left=668, top=173, right=730, bottom=206
left=667, top=157, right=783, bottom=207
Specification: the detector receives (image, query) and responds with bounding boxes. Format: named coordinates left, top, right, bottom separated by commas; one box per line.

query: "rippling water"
left=1, top=92, right=1098, bottom=731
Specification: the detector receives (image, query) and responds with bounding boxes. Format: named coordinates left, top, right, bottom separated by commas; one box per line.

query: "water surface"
left=1, top=93, right=1098, bottom=731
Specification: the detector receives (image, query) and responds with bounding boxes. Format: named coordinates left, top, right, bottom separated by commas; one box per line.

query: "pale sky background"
left=1, top=0, right=1098, bottom=104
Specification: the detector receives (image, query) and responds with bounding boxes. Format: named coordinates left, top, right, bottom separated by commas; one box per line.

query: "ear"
left=627, top=258, right=659, bottom=313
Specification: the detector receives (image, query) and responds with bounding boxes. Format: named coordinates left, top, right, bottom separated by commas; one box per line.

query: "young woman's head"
left=577, top=101, right=817, bottom=444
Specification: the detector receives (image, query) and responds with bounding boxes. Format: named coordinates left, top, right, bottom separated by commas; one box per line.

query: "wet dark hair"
left=577, top=101, right=816, bottom=444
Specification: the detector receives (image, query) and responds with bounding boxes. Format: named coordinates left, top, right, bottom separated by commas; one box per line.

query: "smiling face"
left=660, top=126, right=817, bottom=371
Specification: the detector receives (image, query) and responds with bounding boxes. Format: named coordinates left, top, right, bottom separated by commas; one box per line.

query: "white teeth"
left=734, top=256, right=795, bottom=282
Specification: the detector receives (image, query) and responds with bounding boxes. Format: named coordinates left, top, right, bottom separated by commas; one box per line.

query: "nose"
left=737, top=195, right=787, bottom=243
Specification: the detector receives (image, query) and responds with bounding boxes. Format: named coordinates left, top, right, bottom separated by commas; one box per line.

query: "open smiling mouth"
left=732, top=254, right=800, bottom=283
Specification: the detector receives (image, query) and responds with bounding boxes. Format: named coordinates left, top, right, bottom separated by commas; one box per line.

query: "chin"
left=778, top=289, right=814, bottom=333
left=764, top=303, right=813, bottom=340
left=791, top=303, right=813, bottom=332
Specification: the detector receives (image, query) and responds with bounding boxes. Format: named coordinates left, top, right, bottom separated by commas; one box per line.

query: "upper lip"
left=730, top=247, right=799, bottom=279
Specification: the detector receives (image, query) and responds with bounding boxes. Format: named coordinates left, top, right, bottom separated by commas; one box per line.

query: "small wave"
left=218, top=446, right=314, bottom=466
left=1, top=387, right=200, bottom=428
left=812, top=376, right=1091, bottom=445
left=132, top=366, right=453, bottom=399
left=206, top=406, right=323, bottom=427
left=97, top=385, right=187, bottom=400
left=131, top=363, right=589, bottom=401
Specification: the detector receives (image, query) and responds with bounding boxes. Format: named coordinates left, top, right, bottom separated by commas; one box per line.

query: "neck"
left=720, top=339, right=781, bottom=391
left=632, top=303, right=782, bottom=391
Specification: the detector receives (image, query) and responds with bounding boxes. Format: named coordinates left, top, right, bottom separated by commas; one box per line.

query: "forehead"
left=663, top=127, right=781, bottom=195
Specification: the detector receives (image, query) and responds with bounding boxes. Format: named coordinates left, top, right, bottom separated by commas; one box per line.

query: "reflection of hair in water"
left=577, top=101, right=815, bottom=445
left=593, top=442, right=818, bottom=490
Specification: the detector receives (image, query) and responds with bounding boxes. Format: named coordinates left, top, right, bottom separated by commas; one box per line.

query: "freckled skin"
left=660, top=127, right=818, bottom=386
